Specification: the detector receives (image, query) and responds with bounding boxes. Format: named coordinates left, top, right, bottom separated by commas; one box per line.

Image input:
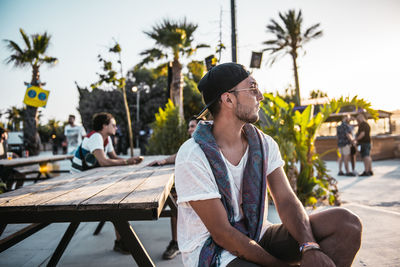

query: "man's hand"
left=301, top=250, right=335, bottom=267
left=127, top=156, right=144, bottom=165
left=147, top=159, right=166, bottom=166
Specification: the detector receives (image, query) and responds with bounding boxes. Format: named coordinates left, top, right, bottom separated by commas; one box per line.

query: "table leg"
left=93, top=221, right=106, bottom=235
left=0, top=224, right=6, bottom=237
left=47, top=222, right=80, bottom=267
left=112, top=220, right=155, bottom=267
left=160, top=193, right=178, bottom=218
left=166, top=193, right=177, bottom=215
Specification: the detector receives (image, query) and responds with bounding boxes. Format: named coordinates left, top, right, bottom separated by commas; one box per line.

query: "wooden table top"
left=0, top=154, right=73, bottom=168
left=0, top=156, right=174, bottom=223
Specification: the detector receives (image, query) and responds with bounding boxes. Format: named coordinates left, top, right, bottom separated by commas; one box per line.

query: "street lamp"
left=131, top=83, right=149, bottom=150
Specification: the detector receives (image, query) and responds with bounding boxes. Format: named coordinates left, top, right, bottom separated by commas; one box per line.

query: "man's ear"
left=220, top=93, right=235, bottom=109
left=221, top=93, right=231, bottom=104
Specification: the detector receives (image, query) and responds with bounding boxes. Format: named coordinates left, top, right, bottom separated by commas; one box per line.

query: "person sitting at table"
left=71, top=112, right=143, bottom=254
left=0, top=127, right=8, bottom=160
left=147, top=116, right=204, bottom=260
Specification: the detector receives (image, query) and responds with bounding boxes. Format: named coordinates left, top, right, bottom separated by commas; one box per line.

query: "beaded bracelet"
left=299, top=241, right=321, bottom=255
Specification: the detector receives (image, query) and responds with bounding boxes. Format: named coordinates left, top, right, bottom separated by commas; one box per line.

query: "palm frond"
left=304, top=23, right=320, bottom=38
left=19, top=28, right=31, bottom=50
left=141, top=17, right=207, bottom=65
left=4, top=39, right=24, bottom=55
left=5, top=54, right=30, bottom=67
left=195, top=43, right=210, bottom=49
left=263, top=9, right=322, bottom=66
left=4, top=29, right=56, bottom=70
left=41, top=56, right=58, bottom=65
left=137, top=48, right=166, bottom=67
left=32, top=32, right=51, bottom=54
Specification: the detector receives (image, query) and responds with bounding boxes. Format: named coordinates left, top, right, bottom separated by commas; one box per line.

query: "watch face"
left=85, top=153, right=98, bottom=167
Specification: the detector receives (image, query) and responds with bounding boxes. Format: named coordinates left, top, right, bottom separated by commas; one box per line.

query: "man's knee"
left=311, top=208, right=362, bottom=245
left=333, top=208, right=362, bottom=246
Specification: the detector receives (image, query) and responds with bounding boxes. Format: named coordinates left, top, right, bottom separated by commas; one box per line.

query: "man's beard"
left=235, top=102, right=259, bottom=123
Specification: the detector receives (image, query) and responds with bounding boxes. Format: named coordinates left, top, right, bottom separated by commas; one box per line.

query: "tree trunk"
left=291, top=53, right=301, bottom=106
left=23, top=66, right=41, bottom=155
left=121, top=86, right=134, bottom=156
left=117, top=51, right=134, bottom=156
left=170, top=59, right=184, bottom=119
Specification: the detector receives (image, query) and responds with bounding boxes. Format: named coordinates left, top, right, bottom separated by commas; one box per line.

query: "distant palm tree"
left=138, top=18, right=208, bottom=118
left=4, top=28, right=57, bottom=155
left=6, top=106, right=24, bottom=131
left=263, top=9, right=322, bottom=106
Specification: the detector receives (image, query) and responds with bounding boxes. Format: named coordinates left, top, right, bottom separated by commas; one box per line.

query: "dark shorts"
left=226, top=224, right=301, bottom=266
left=351, top=145, right=357, bottom=155
left=360, top=143, right=371, bottom=158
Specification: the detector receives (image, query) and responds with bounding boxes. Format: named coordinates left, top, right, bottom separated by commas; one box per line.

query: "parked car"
left=7, top=131, right=24, bottom=157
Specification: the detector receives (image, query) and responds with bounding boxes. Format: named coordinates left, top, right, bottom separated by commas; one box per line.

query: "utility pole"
left=218, top=6, right=223, bottom=62
left=230, top=0, right=237, bottom=63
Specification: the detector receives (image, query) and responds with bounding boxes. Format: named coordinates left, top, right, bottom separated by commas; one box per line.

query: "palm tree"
left=6, top=106, right=25, bottom=131
left=263, top=9, right=322, bottom=106
left=138, top=18, right=208, bottom=119
left=4, top=28, right=57, bottom=155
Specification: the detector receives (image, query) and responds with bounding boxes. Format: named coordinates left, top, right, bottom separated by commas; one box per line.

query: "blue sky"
left=1, top=0, right=399, bottom=124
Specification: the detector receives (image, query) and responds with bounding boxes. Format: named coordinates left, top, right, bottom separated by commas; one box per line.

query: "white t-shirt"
left=175, top=134, right=284, bottom=267
left=64, top=124, right=86, bottom=154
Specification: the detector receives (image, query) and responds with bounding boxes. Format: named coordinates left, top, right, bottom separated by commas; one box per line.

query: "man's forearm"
left=99, top=157, right=127, bottom=166
left=275, top=193, right=315, bottom=244
left=356, top=131, right=365, bottom=142
left=268, top=168, right=316, bottom=244
left=213, top=225, right=289, bottom=267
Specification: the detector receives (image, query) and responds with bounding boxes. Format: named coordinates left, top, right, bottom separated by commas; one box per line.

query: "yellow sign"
left=23, top=86, right=50, bottom=107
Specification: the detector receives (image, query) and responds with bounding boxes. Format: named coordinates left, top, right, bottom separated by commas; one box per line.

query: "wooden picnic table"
left=0, top=156, right=176, bottom=267
left=0, top=154, right=74, bottom=190
left=0, top=154, right=73, bottom=169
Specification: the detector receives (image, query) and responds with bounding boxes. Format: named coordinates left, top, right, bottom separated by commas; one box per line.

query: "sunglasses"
left=228, top=86, right=260, bottom=96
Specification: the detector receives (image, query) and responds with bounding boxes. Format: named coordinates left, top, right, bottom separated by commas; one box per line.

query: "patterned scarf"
left=193, top=121, right=269, bottom=267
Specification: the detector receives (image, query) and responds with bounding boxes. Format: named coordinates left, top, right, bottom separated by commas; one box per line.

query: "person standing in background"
left=336, top=114, right=355, bottom=176
left=64, top=115, right=86, bottom=155
left=354, top=113, right=373, bottom=176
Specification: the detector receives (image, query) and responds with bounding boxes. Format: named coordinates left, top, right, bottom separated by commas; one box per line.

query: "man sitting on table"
left=175, top=63, right=362, bottom=267
left=71, top=112, right=143, bottom=253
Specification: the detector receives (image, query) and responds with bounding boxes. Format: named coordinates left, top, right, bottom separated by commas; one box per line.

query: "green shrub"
left=146, top=100, right=188, bottom=155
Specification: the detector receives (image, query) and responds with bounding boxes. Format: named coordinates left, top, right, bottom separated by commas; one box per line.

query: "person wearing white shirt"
left=174, top=63, right=362, bottom=267
left=64, top=114, right=86, bottom=154
left=70, top=112, right=143, bottom=253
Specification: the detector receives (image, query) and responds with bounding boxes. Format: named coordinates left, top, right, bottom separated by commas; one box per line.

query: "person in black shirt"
left=354, top=113, right=373, bottom=176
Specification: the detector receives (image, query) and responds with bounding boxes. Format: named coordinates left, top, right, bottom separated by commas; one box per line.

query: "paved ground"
left=1, top=155, right=399, bottom=266
left=327, top=159, right=400, bottom=267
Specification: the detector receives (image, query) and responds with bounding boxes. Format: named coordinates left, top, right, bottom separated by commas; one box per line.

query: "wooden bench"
left=0, top=154, right=73, bottom=190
